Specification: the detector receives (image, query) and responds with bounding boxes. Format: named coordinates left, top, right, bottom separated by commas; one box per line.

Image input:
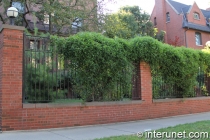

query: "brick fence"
left=0, top=25, right=210, bottom=131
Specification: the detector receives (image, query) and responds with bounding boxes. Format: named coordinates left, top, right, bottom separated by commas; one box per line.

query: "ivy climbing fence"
left=152, top=66, right=209, bottom=99
left=23, top=34, right=139, bottom=103
left=23, top=32, right=210, bottom=103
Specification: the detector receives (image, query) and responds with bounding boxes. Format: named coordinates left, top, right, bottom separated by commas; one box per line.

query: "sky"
left=104, top=0, right=210, bottom=14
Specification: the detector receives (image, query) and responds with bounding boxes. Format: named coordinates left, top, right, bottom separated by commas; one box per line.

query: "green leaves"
left=103, top=6, right=157, bottom=39
left=52, top=32, right=133, bottom=101
left=51, top=32, right=210, bottom=99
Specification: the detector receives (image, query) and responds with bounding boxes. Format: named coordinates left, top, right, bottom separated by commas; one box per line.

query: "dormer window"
left=166, top=12, right=170, bottom=22
left=193, top=12, right=200, bottom=20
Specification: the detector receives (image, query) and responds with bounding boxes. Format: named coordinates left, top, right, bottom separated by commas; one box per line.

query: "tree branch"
left=0, top=14, right=5, bottom=24
left=10, top=0, right=13, bottom=6
left=22, top=0, right=30, bottom=28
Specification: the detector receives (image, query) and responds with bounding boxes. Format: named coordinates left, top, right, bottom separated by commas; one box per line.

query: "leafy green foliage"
left=103, top=6, right=165, bottom=41
left=51, top=32, right=133, bottom=101
left=130, top=36, right=210, bottom=97
left=51, top=33, right=210, bottom=99
left=0, top=0, right=114, bottom=35
left=25, top=64, right=58, bottom=103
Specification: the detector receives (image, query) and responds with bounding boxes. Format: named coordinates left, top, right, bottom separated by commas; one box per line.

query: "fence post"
left=140, top=61, right=152, bottom=104
left=0, top=25, right=25, bottom=129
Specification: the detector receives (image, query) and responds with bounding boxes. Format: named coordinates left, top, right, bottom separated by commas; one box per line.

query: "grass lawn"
left=95, top=120, right=210, bottom=140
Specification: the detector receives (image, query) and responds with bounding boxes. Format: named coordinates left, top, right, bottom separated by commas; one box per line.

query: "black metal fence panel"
left=152, top=66, right=209, bottom=99
left=23, top=34, right=136, bottom=103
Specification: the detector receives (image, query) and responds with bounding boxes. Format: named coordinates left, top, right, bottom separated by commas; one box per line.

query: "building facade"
left=151, top=0, right=210, bottom=49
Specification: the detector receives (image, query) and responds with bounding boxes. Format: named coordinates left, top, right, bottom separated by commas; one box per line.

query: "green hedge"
left=51, top=33, right=133, bottom=101
left=51, top=32, right=210, bottom=99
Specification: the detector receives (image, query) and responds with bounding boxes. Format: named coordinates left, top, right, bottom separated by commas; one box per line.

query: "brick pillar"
left=140, top=61, right=152, bottom=104
left=0, top=25, right=25, bottom=130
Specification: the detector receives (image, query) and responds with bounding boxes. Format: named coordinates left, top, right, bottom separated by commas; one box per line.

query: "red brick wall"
left=151, top=0, right=186, bottom=46
left=0, top=27, right=3, bottom=129
left=1, top=25, right=210, bottom=131
left=2, top=97, right=210, bottom=131
left=186, top=29, right=210, bottom=49
left=153, top=0, right=168, bottom=42
left=165, top=1, right=185, bottom=47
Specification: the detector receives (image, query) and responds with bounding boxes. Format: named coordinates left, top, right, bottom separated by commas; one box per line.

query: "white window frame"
left=195, top=32, right=202, bottom=46
left=194, top=13, right=200, bottom=20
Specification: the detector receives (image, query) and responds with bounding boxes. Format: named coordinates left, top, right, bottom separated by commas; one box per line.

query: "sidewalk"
left=1, top=112, right=210, bottom=140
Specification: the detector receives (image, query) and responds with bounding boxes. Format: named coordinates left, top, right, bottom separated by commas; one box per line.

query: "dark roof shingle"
left=167, top=0, right=190, bottom=14
left=183, top=21, right=210, bottom=33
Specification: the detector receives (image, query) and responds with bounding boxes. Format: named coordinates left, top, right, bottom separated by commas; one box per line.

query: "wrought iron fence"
left=152, top=66, right=209, bottom=99
left=152, top=71, right=181, bottom=99
left=23, top=34, right=137, bottom=103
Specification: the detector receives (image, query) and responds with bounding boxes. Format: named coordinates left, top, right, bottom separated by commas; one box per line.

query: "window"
left=44, top=14, right=49, bottom=24
left=166, top=12, right=170, bottom=22
left=44, top=13, right=54, bottom=24
left=12, top=2, right=25, bottom=13
left=193, top=12, right=200, bottom=20
left=195, top=32, right=202, bottom=45
left=72, top=18, right=83, bottom=29
left=71, top=18, right=83, bottom=34
left=30, top=41, right=39, bottom=50
left=154, top=17, right=157, bottom=26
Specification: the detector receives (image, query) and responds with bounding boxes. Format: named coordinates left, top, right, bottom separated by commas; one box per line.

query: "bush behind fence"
left=23, top=32, right=210, bottom=103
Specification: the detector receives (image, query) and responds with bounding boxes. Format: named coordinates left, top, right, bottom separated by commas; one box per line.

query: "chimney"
left=155, top=0, right=167, bottom=42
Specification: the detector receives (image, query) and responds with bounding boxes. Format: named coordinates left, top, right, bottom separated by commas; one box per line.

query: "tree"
left=0, top=0, right=114, bottom=35
left=103, top=6, right=161, bottom=39
left=103, top=6, right=165, bottom=41
left=168, top=36, right=183, bottom=47
left=103, top=11, right=138, bottom=39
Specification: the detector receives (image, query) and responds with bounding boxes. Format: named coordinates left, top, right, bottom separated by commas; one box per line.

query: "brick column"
left=0, top=25, right=25, bottom=130
left=140, top=61, right=152, bottom=104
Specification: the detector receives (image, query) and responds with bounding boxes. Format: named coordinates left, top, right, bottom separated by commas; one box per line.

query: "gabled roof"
left=183, top=21, right=210, bottom=33
left=167, top=0, right=190, bottom=14
left=167, top=0, right=210, bottom=17
left=201, top=9, right=210, bottom=18
left=167, top=0, right=210, bottom=32
left=182, top=6, right=190, bottom=13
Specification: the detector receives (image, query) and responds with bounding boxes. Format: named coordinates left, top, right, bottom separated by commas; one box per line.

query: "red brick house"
left=151, top=0, right=210, bottom=49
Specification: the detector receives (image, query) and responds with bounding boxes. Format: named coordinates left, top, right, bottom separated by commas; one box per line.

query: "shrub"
left=50, top=33, right=210, bottom=100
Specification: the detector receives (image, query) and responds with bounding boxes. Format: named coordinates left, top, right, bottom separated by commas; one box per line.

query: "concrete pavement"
left=1, top=112, right=210, bottom=140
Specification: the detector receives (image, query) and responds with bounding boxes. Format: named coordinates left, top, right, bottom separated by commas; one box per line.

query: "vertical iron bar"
left=34, top=38, right=37, bottom=102
left=38, top=38, right=41, bottom=102
left=56, top=54, right=58, bottom=99
left=22, top=34, right=26, bottom=103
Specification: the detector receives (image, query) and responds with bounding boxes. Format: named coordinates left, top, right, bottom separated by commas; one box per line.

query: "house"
left=151, top=0, right=210, bottom=49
